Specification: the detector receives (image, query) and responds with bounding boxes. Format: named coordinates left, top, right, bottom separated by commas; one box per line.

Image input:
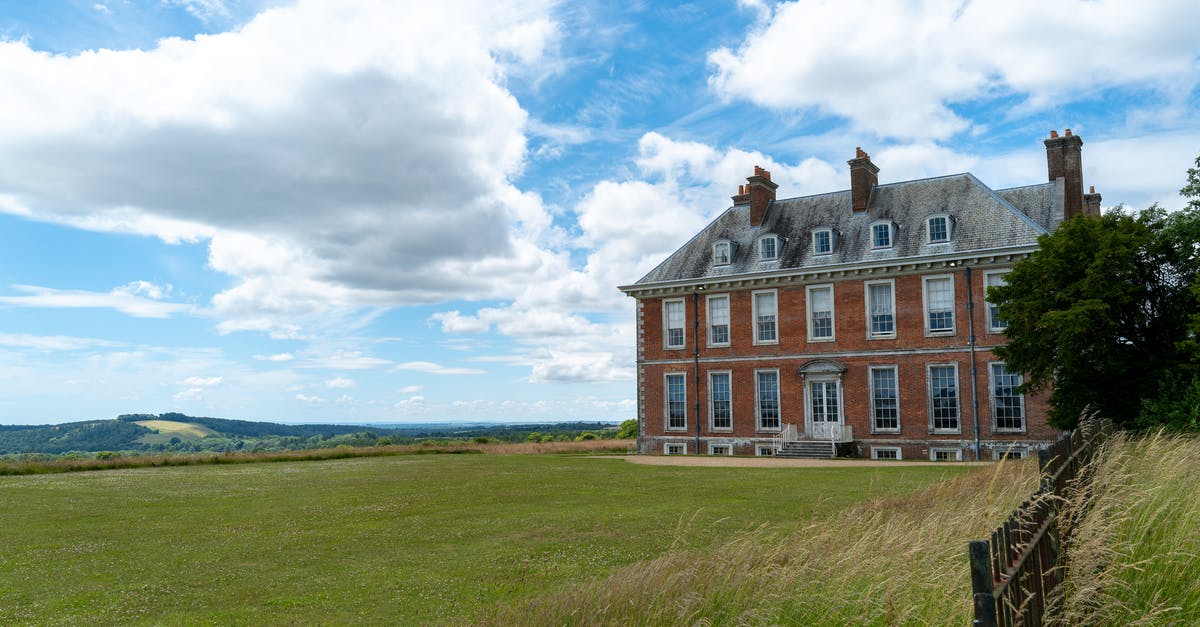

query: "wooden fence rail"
left=968, top=416, right=1114, bottom=626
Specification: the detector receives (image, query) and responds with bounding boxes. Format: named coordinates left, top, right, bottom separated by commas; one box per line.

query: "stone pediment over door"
left=796, top=359, right=847, bottom=380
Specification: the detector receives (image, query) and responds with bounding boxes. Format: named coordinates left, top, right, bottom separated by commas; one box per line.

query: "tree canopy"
left=992, top=156, right=1200, bottom=430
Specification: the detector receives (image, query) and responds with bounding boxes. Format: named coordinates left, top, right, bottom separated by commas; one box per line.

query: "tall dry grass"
left=479, top=459, right=1039, bottom=626
left=1056, top=431, right=1200, bottom=625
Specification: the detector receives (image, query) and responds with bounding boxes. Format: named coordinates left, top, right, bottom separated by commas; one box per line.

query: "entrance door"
left=808, top=380, right=841, bottom=439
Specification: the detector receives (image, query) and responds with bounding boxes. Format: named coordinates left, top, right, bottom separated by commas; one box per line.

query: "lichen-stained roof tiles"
left=634, top=172, right=1060, bottom=286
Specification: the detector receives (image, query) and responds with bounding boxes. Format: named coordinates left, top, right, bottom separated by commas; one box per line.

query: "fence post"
left=969, top=539, right=997, bottom=627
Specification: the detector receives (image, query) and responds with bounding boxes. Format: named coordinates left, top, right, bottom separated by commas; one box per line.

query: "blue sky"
left=0, top=0, right=1197, bottom=425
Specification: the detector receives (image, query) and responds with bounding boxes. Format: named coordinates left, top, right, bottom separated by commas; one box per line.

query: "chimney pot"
left=1050, top=130, right=1058, bottom=138
left=1090, top=186, right=1095, bottom=193
left=1065, top=128, right=1072, bottom=137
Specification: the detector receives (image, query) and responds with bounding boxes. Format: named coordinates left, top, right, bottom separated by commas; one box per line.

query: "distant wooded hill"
left=0, top=413, right=619, bottom=456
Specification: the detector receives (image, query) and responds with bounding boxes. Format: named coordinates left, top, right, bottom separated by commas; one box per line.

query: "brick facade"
left=621, top=132, right=1096, bottom=460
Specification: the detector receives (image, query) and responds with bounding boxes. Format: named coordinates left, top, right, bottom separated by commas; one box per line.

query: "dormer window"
left=812, top=228, right=834, bottom=255
left=871, top=221, right=895, bottom=249
left=712, top=240, right=731, bottom=265
left=758, top=235, right=780, bottom=261
left=927, top=215, right=952, bottom=244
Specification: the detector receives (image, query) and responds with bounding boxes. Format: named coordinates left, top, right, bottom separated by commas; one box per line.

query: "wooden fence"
left=968, top=416, right=1114, bottom=626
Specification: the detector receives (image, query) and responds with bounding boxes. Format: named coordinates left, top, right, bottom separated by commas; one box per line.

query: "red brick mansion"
left=619, top=131, right=1099, bottom=460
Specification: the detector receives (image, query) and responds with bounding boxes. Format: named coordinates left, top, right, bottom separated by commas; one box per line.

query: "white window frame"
left=758, top=235, right=780, bottom=261
left=871, top=446, right=902, bottom=460
left=752, top=289, right=779, bottom=345
left=864, top=279, right=896, bottom=340
left=708, top=370, right=733, bottom=433
left=706, top=294, right=731, bottom=347
left=707, top=442, right=733, bottom=456
left=869, top=365, right=900, bottom=434
left=664, top=372, right=688, bottom=432
left=994, top=446, right=1028, bottom=460
left=927, top=362, right=962, bottom=434
left=930, top=447, right=963, bottom=461
left=870, top=220, right=894, bottom=249
left=922, top=274, right=956, bottom=336
left=663, top=298, right=686, bottom=349
left=755, top=444, right=776, bottom=457
left=812, top=228, right=834, bottom=255
left=984, top=270, right=1010, bottom=334
left=989, top=361, right=1026, bottom=433
left=926, top=214, right=953, bottom=244
left=712, top=240, right=732, bottom=266
left=806, top=284, right=835, bottom=342
left=664, top=442, right=687, bottom=455
left=755, top=369, right=782, bottom=432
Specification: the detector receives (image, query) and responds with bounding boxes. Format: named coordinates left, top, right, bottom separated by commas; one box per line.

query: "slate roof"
left=633, top=172, right=1062, bottom=286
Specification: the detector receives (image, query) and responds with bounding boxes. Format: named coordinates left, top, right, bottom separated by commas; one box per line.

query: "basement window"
left=871, top=446, right=901, bottom=460
left=664, top=442, right=687, bottom=455
left=708, top=443, right=733, bottom=456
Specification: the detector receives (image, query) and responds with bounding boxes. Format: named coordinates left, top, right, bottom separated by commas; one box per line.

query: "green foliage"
left=993, top=195, right=1200, bottom=428
left=617, top=418, right=638, bottom=439
left=0, top=415, right=624, bottom=457
left=574, top=431, right=598, bottom=441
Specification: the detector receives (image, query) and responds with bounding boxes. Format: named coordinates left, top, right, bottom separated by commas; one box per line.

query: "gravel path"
left=603, top=455, right=993, bottom=468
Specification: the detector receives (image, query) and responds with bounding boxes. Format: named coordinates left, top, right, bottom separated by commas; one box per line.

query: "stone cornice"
left=618, top=247, right=1035, bottom=298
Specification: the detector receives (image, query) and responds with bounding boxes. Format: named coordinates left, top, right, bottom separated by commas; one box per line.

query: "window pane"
left=755, top=292, right=777, bottom=342
left=871, top=367, right=898, bottom=431
left=757, top=372, right=780, bottom=430
left=992, top=363, right=1024, bottom=430
left=809, top=287, right=833, bottom=339
left=713, top=242, right=730, bottom=264
left=929, top=216, right=948, bottom=242
left=926, top=277, right=954, bottom=332
left=667, top=374, right=687, bottom=430
left=868, top=283, right=894, bottom=335
left=987, top=273, right=1008, bottom=330
left=708, top=296, right=729, bottom=345
left=711, top=373, right=732, bottom=429
left=760, top=237, right=777, bottom=259
left=873, top=223, right=891, bottom=247
left=930, top=366, right=959, bottom=430
left=814, top=230, right=831, bottom=254
left=666, top=301, right=684, bottom=347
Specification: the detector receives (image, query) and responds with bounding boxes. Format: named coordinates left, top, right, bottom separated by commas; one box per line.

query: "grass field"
left=0, top=453, right=971, bottom=624
left=133, top=419, right=218, bottom=445
left=483, top=457, right=1039, bottom=625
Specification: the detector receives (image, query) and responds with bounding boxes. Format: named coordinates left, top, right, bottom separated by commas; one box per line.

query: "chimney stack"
left=1044, top=129, right=1086, bottom=220
left=1083, top=185, right=1102, bottom=217
left=848, top=147, right=878, bottom=213
left=739, top=166, right=778, bottom=226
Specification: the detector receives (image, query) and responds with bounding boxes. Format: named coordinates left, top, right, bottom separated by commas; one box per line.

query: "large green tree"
left=992, top=157, right=1200, bottom=429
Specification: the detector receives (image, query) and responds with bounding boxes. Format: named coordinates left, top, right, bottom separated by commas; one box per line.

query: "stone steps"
left=777, top=440, right=836, bottom=459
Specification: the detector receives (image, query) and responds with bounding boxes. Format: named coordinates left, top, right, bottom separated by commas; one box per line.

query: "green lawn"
left=0, top=454, right=969, bottom=625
